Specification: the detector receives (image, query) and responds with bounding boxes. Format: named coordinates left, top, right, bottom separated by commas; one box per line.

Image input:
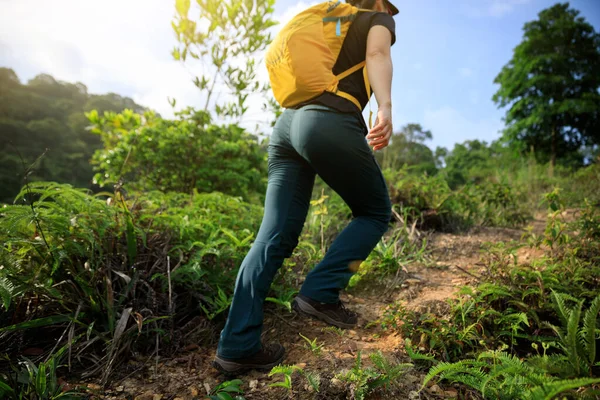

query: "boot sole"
left=292, top=296, right=356, bottom=329
left=213, top=352, right=285, bottom=376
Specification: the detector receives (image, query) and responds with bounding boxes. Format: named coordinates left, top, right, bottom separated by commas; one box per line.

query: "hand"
left=366, top=105, right=392, bottom=151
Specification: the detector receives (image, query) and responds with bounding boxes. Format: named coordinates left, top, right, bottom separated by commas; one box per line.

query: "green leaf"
left=216, top=393, right=234, bottom=400
left=0, top=277, right=15, bottom=311
left=36, top=362, right=47, bottom=397
left=0, top=314, right=71, bottom=332
left=176, top=0, right=190, bottom=17
left=125, top=213, right=137, bottom=263
left=0, top=381, right=15, bottom=395
left=220, top=385, right=243, bottom=393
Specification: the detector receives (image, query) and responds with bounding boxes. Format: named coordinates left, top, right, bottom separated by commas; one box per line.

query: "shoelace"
left=264, top=343, right=280, bottom=356
left=338, top=301, right=357, bottom=318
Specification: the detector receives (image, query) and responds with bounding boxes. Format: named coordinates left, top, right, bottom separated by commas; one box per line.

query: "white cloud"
left=423, top=106, right=502, bottom=150
left=459, top=67, right=473, bottom=78
left=0, top=0, right=205, bottom=118
left=462, top=0, right=532, bottom=18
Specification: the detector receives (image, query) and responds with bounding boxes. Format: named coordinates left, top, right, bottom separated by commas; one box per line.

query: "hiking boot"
left=292, top=294, right=358, bottom=329
left=213, top=343, right=285, bottom=375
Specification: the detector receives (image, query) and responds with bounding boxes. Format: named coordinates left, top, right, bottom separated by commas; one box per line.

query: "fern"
left=369, top=351, right=412, bottom=389
left=525, top=377, right=600, bottom=400
left=550, top=291, right=578, bottom=329
left=566, top=299, right=584, bottom=375
left=420, top=359, right=487, bottom=391
left=581, top=293, right=600, bottom=366
left=304, top=371, right=321, bottom=393
left=404, top=339, right=436, bottom=362
left=0, top=277, right=15, bottom=311
left=269, top=364, right=301, bottom=391
left=527, top=353, right=571, bottom=376
left=547, top=291, right=599, bottom=376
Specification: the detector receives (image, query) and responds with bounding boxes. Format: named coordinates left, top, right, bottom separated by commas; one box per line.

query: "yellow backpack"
left=265, top=0, right=372, bottom=117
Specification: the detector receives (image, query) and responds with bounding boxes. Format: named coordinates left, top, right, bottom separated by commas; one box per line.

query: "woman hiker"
left=213, top=0, right=399, bottom=374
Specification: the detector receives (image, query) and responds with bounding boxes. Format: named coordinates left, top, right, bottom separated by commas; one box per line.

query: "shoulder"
left=357, top=12, right=396, bottom=44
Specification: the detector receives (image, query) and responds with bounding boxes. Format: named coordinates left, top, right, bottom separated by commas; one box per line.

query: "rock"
left=429, top=384, right=442, bottom=394
left=189, top=386, right=199, bottom=396
left=134, top=391, right=154, bottom=400
left=408, top=390, right=420, bottom=399
left=330, top=378, right=345, bottom=394
left=330, top=378, right=344, bottom=388
left=153, top=395, right=163, bottom=400
left=116, top=386, right=124, bottom=392
left=183, top=344, right=199, bottom=351
left=345, top=341, right=358, bottom=353
left=249, top=380, right=258, bottom=391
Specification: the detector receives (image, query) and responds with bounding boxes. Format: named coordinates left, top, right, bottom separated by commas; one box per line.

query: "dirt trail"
left=98, top=217, right=547, bottom=400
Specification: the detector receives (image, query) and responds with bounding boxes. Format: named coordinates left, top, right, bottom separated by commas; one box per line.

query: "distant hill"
left=0, top=67, right=147, bottom=203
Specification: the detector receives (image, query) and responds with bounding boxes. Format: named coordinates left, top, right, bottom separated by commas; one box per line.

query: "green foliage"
left=384, top=166, right=530, bottom=232
left=265, top=286, right=297, bottom=313
left=385, top=167, right=470, bottom=231
left=0, top=182, right=263, bottom=381
left=404, top=339, right=436, bottom=366
left=171, top=0, right=278, bottom=124
left=421, top=349, right=600, bottom=400
left=321, top=326, right=345, bottom=337
left=299, top=333, right=324, bottom=356
left=543, top=291, right=600, bottom=377
left=464, top=181, right=530, bottom=228
left=207, top=379, right=246, bottom=400
left=0, top=277, right=15, bottom=311
left=335, top=351, right=412, bottom=400
left=0, top=346, right=87, bottom=400
left=269, top=365, right=302, bottom=392
left=440, top=140, right=509, bottom=189
left=268, top=364, right=321, bottom=394
left=0, top=68, right=146, bottom=204
left=395, top=191, right=600, bottom=398
left=304, top=182, right=353, bottom=253
left=376, top=123, right=438, bottom=176
left=87, top=109, right=267, bottom=203
left=492, top=3, right=600, bottom=166
left=351, top=220, right=430, bottom=288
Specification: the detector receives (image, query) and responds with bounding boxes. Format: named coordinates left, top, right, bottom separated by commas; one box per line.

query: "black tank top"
left=297, top=11, right=396, bottom=121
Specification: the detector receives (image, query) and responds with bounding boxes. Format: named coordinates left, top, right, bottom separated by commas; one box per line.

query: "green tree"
left=0, top=68, right=146, bottom=204
left=441, top=140, right=495, bottom=188
left=171, top=0, right=279, bottom=125
left=492, top=3, right=600, bottom=168
left=378, top=123, right=437, bottom=176
left=87, top=108, right=267, bottom=203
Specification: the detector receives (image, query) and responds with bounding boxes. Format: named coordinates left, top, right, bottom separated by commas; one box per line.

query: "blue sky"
left=352, top=0, right=600, bottom=151
left=1, top=0, right=599, bottom=152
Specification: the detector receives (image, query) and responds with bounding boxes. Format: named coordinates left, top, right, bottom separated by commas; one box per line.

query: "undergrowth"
left=394, top=190, right=600, bottom=398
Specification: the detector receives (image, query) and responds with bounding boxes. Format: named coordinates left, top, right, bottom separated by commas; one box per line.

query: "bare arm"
left=366, top=25, right=393, bottom=109
left=365, top=25, right=393, bottom=151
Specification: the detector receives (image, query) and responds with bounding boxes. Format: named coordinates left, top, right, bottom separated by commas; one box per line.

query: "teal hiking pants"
left=217, top=105, right=392, bottom=358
